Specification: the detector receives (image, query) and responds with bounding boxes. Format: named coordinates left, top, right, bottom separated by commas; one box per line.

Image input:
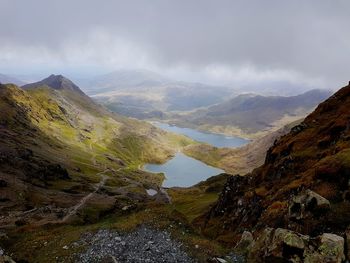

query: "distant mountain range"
left=85, top=69, right=235, bottom=113
left=0, top=73, right=26, bottom=86
left=170, top=89, right=332, bottom=138
left=0, top=70, right=332, bottom=140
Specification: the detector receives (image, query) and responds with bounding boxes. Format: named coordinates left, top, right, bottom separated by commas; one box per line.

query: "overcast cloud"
left=0, top=0, right=349, bottom=90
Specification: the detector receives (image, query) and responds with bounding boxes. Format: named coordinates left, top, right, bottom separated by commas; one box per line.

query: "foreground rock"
left=76, top=226, right=193, bottom=263
left=0, top=247, right=16, bottom=263
left=234, top=228, right=345, bottom=263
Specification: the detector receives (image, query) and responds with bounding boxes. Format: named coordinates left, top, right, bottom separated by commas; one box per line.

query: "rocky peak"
left=22, top=74, right=84, bottom=94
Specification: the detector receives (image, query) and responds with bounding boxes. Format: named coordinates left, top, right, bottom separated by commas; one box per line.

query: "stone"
left=305, top=190, right=330, bottom=210
left=289, top=190, right=330, bottom=220
left=247, top=228, right=344, bottom=263
left=346, top=228, right=350, bottom=260
left=0, top=248, right=16, bottom=263
left=248, top=228, right=274, bottom=262
left=121, top=206, right=130, bottom=211
left=316, top=233, right=344, bottom=263
left=234, top=231, right=254, bottom=257
left=268, top=228, right=308, bottom=261
left=76, top=226, right=193, bottom=262
left=0, top=255, right=17, bottom=263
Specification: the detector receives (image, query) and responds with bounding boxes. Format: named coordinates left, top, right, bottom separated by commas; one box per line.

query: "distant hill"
left=86, top=69, right=170, bottom=94
left=171, top=89, right=332, bottom=138
left=86, top=69, right=235, bottom=113
left=0, top=73, right=25, bottom=86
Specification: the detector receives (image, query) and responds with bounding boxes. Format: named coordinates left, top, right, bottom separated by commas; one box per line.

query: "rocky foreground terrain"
left=76, top=226, right=194, bottom=263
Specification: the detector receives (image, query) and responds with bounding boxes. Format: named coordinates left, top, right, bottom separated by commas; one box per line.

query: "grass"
left=168, top=188, right=219, bottom=222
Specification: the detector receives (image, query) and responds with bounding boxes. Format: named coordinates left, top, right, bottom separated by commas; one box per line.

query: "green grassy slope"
left=0, top=78, right=194, bottom=227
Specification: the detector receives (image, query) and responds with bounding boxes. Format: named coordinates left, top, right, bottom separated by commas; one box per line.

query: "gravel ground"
left=75, top=226, right=194, bottom=263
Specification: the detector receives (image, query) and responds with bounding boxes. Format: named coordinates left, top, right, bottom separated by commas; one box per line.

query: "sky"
left=0, top=0, right=349, bottom=91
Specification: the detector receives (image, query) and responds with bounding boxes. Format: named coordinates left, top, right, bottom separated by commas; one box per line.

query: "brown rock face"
left=199, top=83, right=350, bottom=243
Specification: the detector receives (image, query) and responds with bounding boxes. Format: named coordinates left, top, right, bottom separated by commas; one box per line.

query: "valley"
left=2, top=2, right=349, bottom=262
left=0, top=75, right=348, bottom=262
left=88, top=70, right=331, bottom=139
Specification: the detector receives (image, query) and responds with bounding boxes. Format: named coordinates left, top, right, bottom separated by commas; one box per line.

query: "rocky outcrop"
left=234, top=228, right=345, bottom=263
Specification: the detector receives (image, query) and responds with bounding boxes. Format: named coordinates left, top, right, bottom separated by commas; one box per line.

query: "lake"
left=152, top=122, right=248, bottom=148
left=144, top=123, right=249, bottom=187
left=143, top=152, right=225, bottom=188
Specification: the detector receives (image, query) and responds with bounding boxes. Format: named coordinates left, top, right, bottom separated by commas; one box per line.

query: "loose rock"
left=76, top=226, right=193, bottom=263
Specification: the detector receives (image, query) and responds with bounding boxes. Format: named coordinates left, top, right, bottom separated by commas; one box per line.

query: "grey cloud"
left=0, top=0, right=349, bottom=88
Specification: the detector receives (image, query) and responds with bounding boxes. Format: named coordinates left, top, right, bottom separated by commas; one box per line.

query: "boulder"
left=289, top=190, right=330, bottom=220
left=247, top=228, right=274, bottom=262
left=0, top=248, right=16, bottom=263
left=234, top=231, right=254, bottom=257
left=0, top=255, right=16, bottom=263
left=305, top=190, right=331, bottom=210
left=247, top=228, right=344, bottom=263
left=345, top=227, right=350, bottom=260
left=304, top=233, right=345, bottom=263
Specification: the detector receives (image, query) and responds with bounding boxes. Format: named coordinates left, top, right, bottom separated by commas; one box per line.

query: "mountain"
left=0, top=73, right=25, bottom=86
left=22, top=74, right=85, bottom=95
left=171, top=89, right=332, bottom=138
left=85, top=69, right=234, bottom=114
left=0, top=75, right=193, bottom=229
left=197, top=82, right=350, bottom=261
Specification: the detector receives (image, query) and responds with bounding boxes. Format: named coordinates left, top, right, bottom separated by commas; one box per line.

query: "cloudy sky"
left=0, top=0, right=349, bottom=90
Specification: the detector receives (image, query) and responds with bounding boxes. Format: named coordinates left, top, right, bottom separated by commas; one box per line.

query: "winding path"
left=61, top=170, right=110, bottom=222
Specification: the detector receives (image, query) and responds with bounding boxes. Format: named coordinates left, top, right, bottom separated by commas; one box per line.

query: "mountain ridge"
left=169, top=88, right=332, bottom=138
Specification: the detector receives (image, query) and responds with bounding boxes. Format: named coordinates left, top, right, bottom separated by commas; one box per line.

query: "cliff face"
left=200, top=83, right=350, bottom=244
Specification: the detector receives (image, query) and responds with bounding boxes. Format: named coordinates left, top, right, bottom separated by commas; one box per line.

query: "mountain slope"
left=172, top=89, right=332, bottom=138
left=198, top=82, right=350, bottom=245
left=0, top=76, right=194, bottom=228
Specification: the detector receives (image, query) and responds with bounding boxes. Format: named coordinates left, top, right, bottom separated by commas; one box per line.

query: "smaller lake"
left=144, top=153, right=225, bottom=188
left=152, top=122, right=248, bottom=148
